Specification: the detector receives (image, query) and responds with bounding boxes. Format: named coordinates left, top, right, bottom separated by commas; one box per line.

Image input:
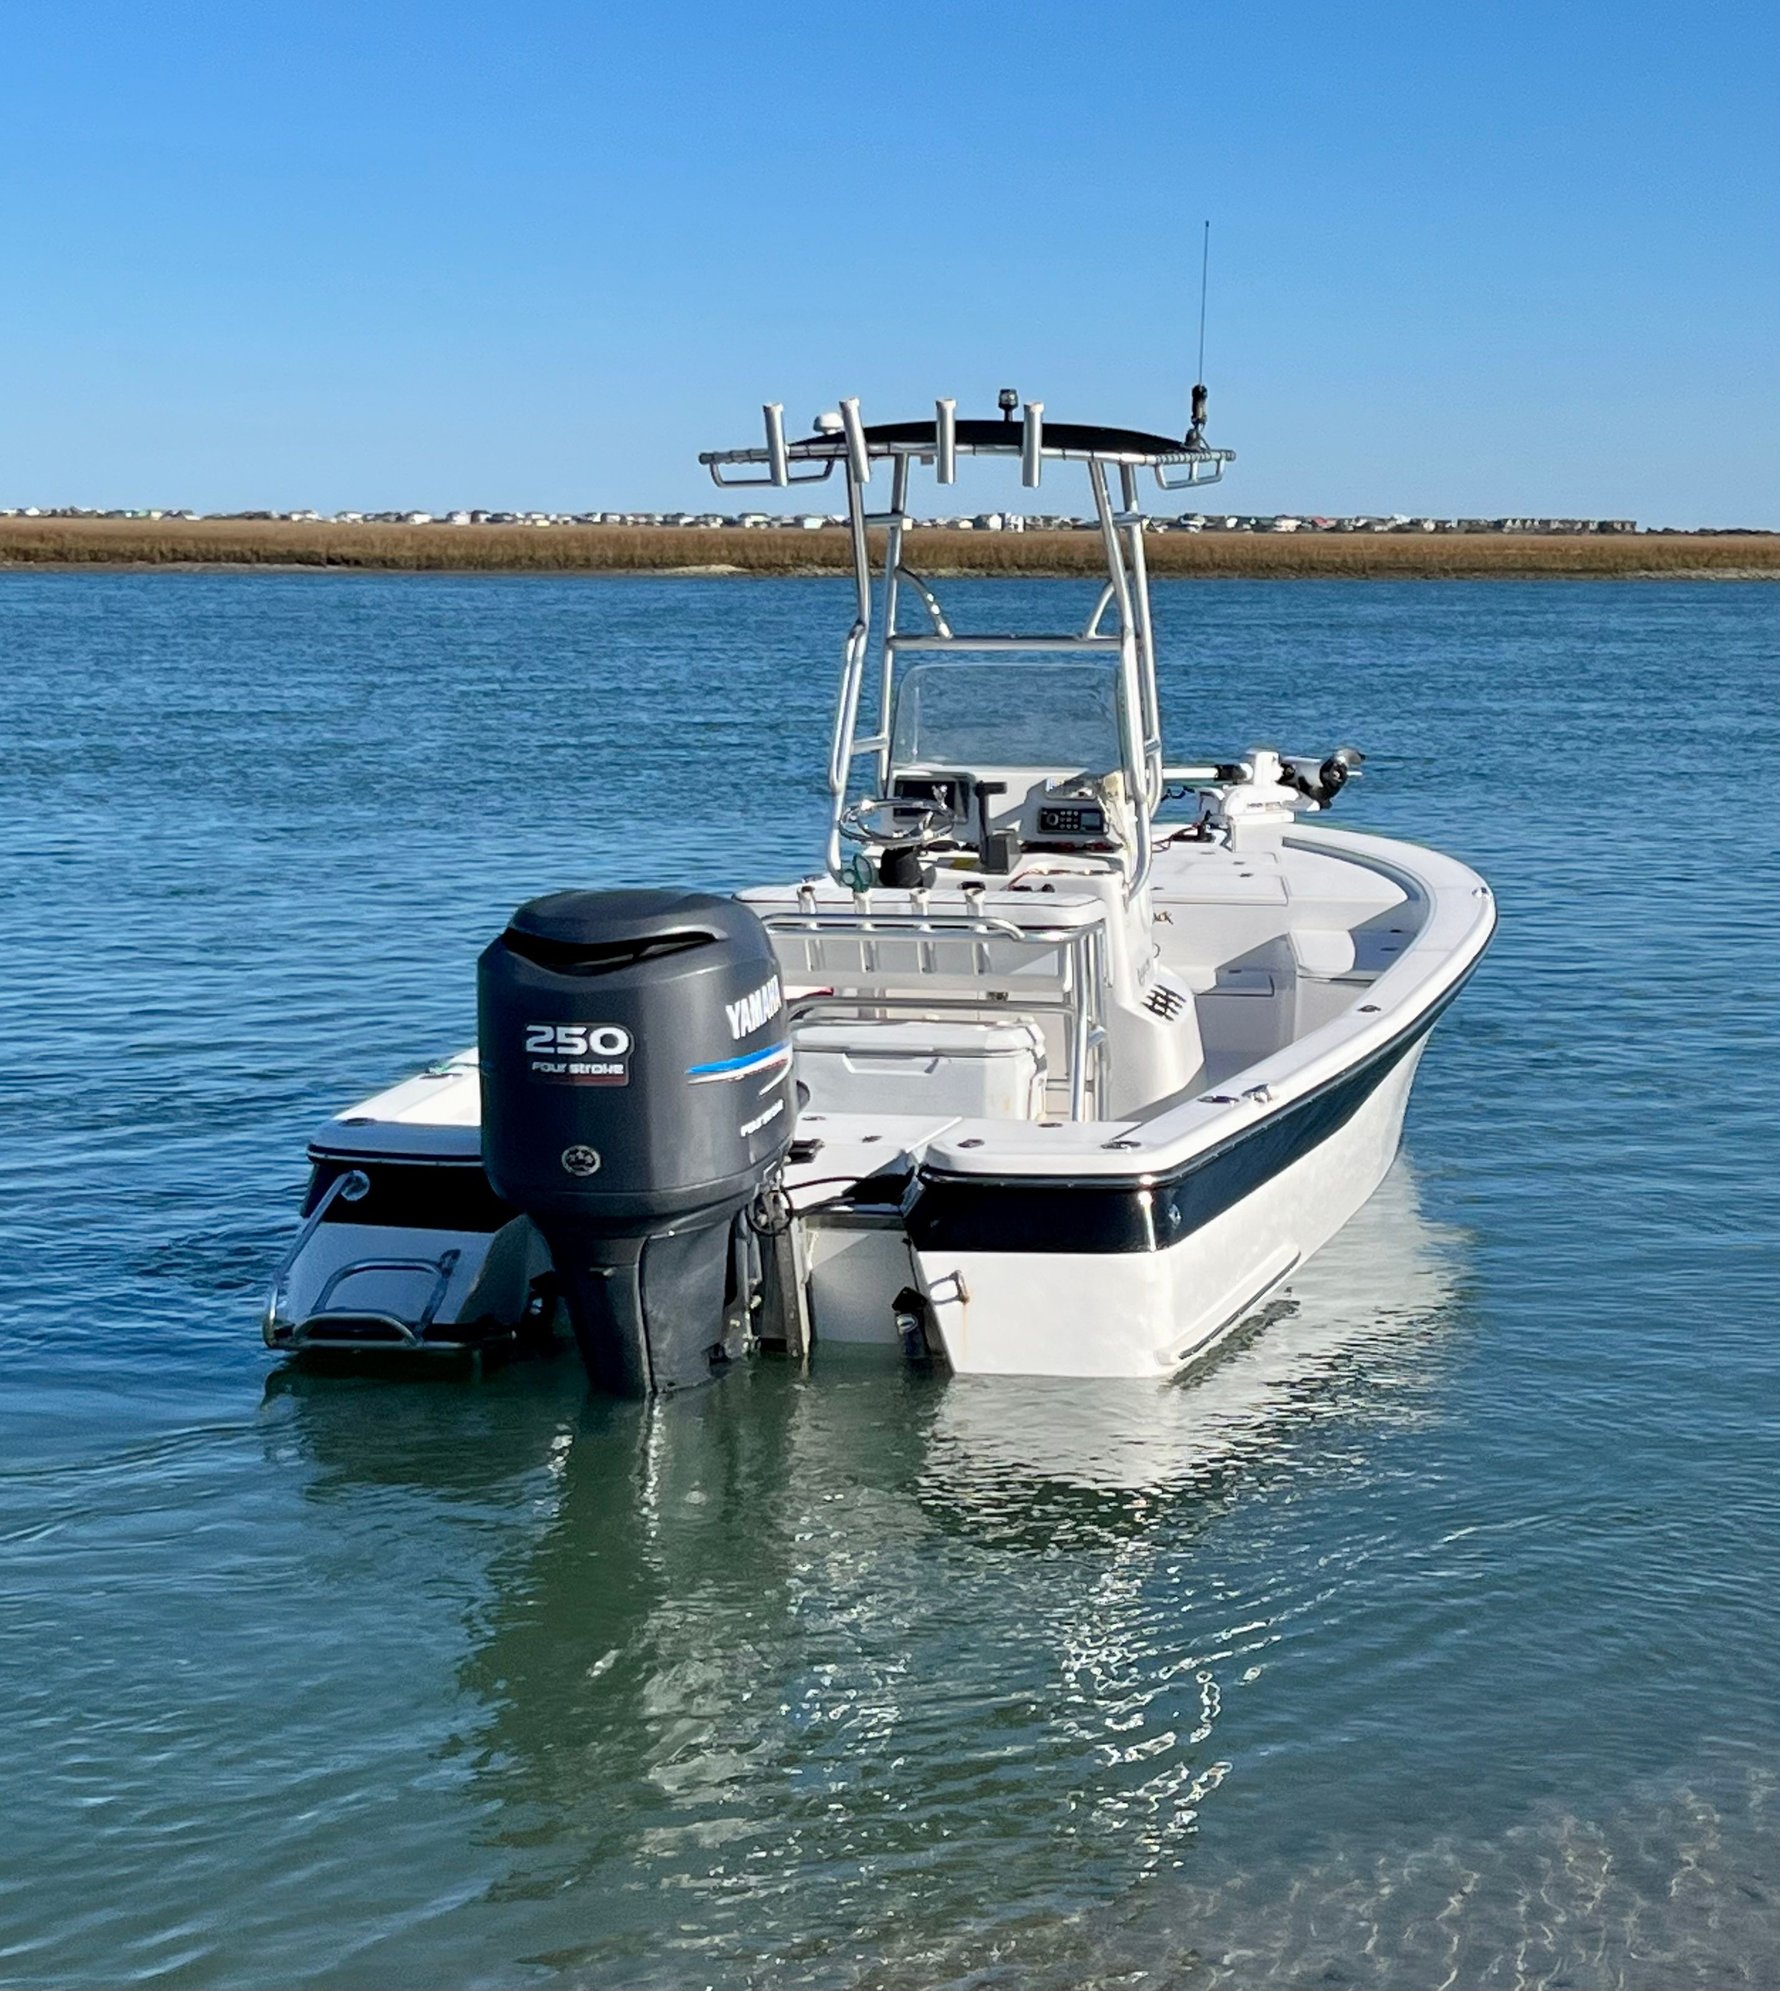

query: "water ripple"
left=0, top=575, right=1776, bottom=1987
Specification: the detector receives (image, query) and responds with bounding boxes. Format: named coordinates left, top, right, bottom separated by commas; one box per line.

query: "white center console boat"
left=263, top=392, right=1494, bottom=1388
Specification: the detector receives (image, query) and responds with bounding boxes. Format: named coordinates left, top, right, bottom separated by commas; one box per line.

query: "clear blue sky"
left=2, top=2, right=1774, bottom=525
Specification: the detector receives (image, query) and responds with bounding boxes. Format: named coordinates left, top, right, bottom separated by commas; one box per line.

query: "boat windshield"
left=889, top=662, right=1124, bottom=773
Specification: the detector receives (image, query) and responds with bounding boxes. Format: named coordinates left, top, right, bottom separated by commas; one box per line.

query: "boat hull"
left=911, top=1041, right=1425, bottom=1379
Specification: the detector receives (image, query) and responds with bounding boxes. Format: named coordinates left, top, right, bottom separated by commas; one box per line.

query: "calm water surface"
left=1, top=574, right=1777, bottom=1987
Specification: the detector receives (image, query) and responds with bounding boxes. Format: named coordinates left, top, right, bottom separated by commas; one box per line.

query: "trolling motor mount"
left=1283, top=745, right=1366, bottom=808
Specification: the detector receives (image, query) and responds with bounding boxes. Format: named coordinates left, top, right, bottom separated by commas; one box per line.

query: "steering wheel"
left=838, top=795, right=959, bottom=850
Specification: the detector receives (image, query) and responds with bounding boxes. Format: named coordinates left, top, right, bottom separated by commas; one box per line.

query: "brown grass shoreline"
left=2, top=517, right=1776, bottom=579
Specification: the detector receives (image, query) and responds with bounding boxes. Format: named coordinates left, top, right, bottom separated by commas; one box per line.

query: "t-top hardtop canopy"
left=696, top=391, right=1239, bottom=895
left=700, top=394, right=1233, bottom=491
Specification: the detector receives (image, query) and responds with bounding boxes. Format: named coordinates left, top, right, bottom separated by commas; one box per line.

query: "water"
left=1, top=572, right=1777, bottom=1987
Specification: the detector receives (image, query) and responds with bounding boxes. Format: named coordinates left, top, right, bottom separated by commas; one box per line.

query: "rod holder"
left=763, top=403, right=789, bottom=487
left=839, top=398, right=871, bottom=485
left=1021, top=402, right=1044, bottom=488
left=935, top=398, right=957, bottom=484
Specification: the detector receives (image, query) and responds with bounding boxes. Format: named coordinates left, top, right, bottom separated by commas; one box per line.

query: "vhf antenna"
left=1187, top=219, right=1210, bottom=447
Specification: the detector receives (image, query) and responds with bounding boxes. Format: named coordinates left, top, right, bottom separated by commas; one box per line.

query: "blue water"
left=1, top=572, right=1777, bottom=1987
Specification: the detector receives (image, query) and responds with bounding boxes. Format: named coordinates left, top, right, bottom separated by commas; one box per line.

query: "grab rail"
left=763, top=909, right=1094, bottom=943
left=262, top=1166, right=367, bottom=1342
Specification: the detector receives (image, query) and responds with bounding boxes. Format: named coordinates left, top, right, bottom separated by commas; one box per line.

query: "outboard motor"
left=478, top=889, right=794, bottom=1395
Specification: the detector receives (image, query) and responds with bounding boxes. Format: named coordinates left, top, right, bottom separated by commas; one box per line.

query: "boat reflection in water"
left=263, top=1161, right=1469, bottom=1985
left=916, top=1159, right=1465, bottom=1547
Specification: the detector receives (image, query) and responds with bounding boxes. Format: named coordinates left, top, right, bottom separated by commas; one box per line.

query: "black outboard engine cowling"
left=478, top=889, right=794, bottom=1394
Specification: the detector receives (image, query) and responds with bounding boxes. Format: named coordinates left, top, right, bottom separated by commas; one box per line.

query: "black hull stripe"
left=302, top=1155, right=516, bottom=1234
left=904, top=976, right=1467, bottom=1256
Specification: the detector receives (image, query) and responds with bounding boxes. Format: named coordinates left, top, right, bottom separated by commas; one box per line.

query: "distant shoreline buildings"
left=1, top=505, right=1773, bottom=536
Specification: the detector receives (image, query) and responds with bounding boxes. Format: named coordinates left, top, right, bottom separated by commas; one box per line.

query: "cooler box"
left=794, top=1018, right=1047, bottom=1119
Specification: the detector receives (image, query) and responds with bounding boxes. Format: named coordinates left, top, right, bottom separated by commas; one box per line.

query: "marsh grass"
left=2, top=516, right=1775, bottom=578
